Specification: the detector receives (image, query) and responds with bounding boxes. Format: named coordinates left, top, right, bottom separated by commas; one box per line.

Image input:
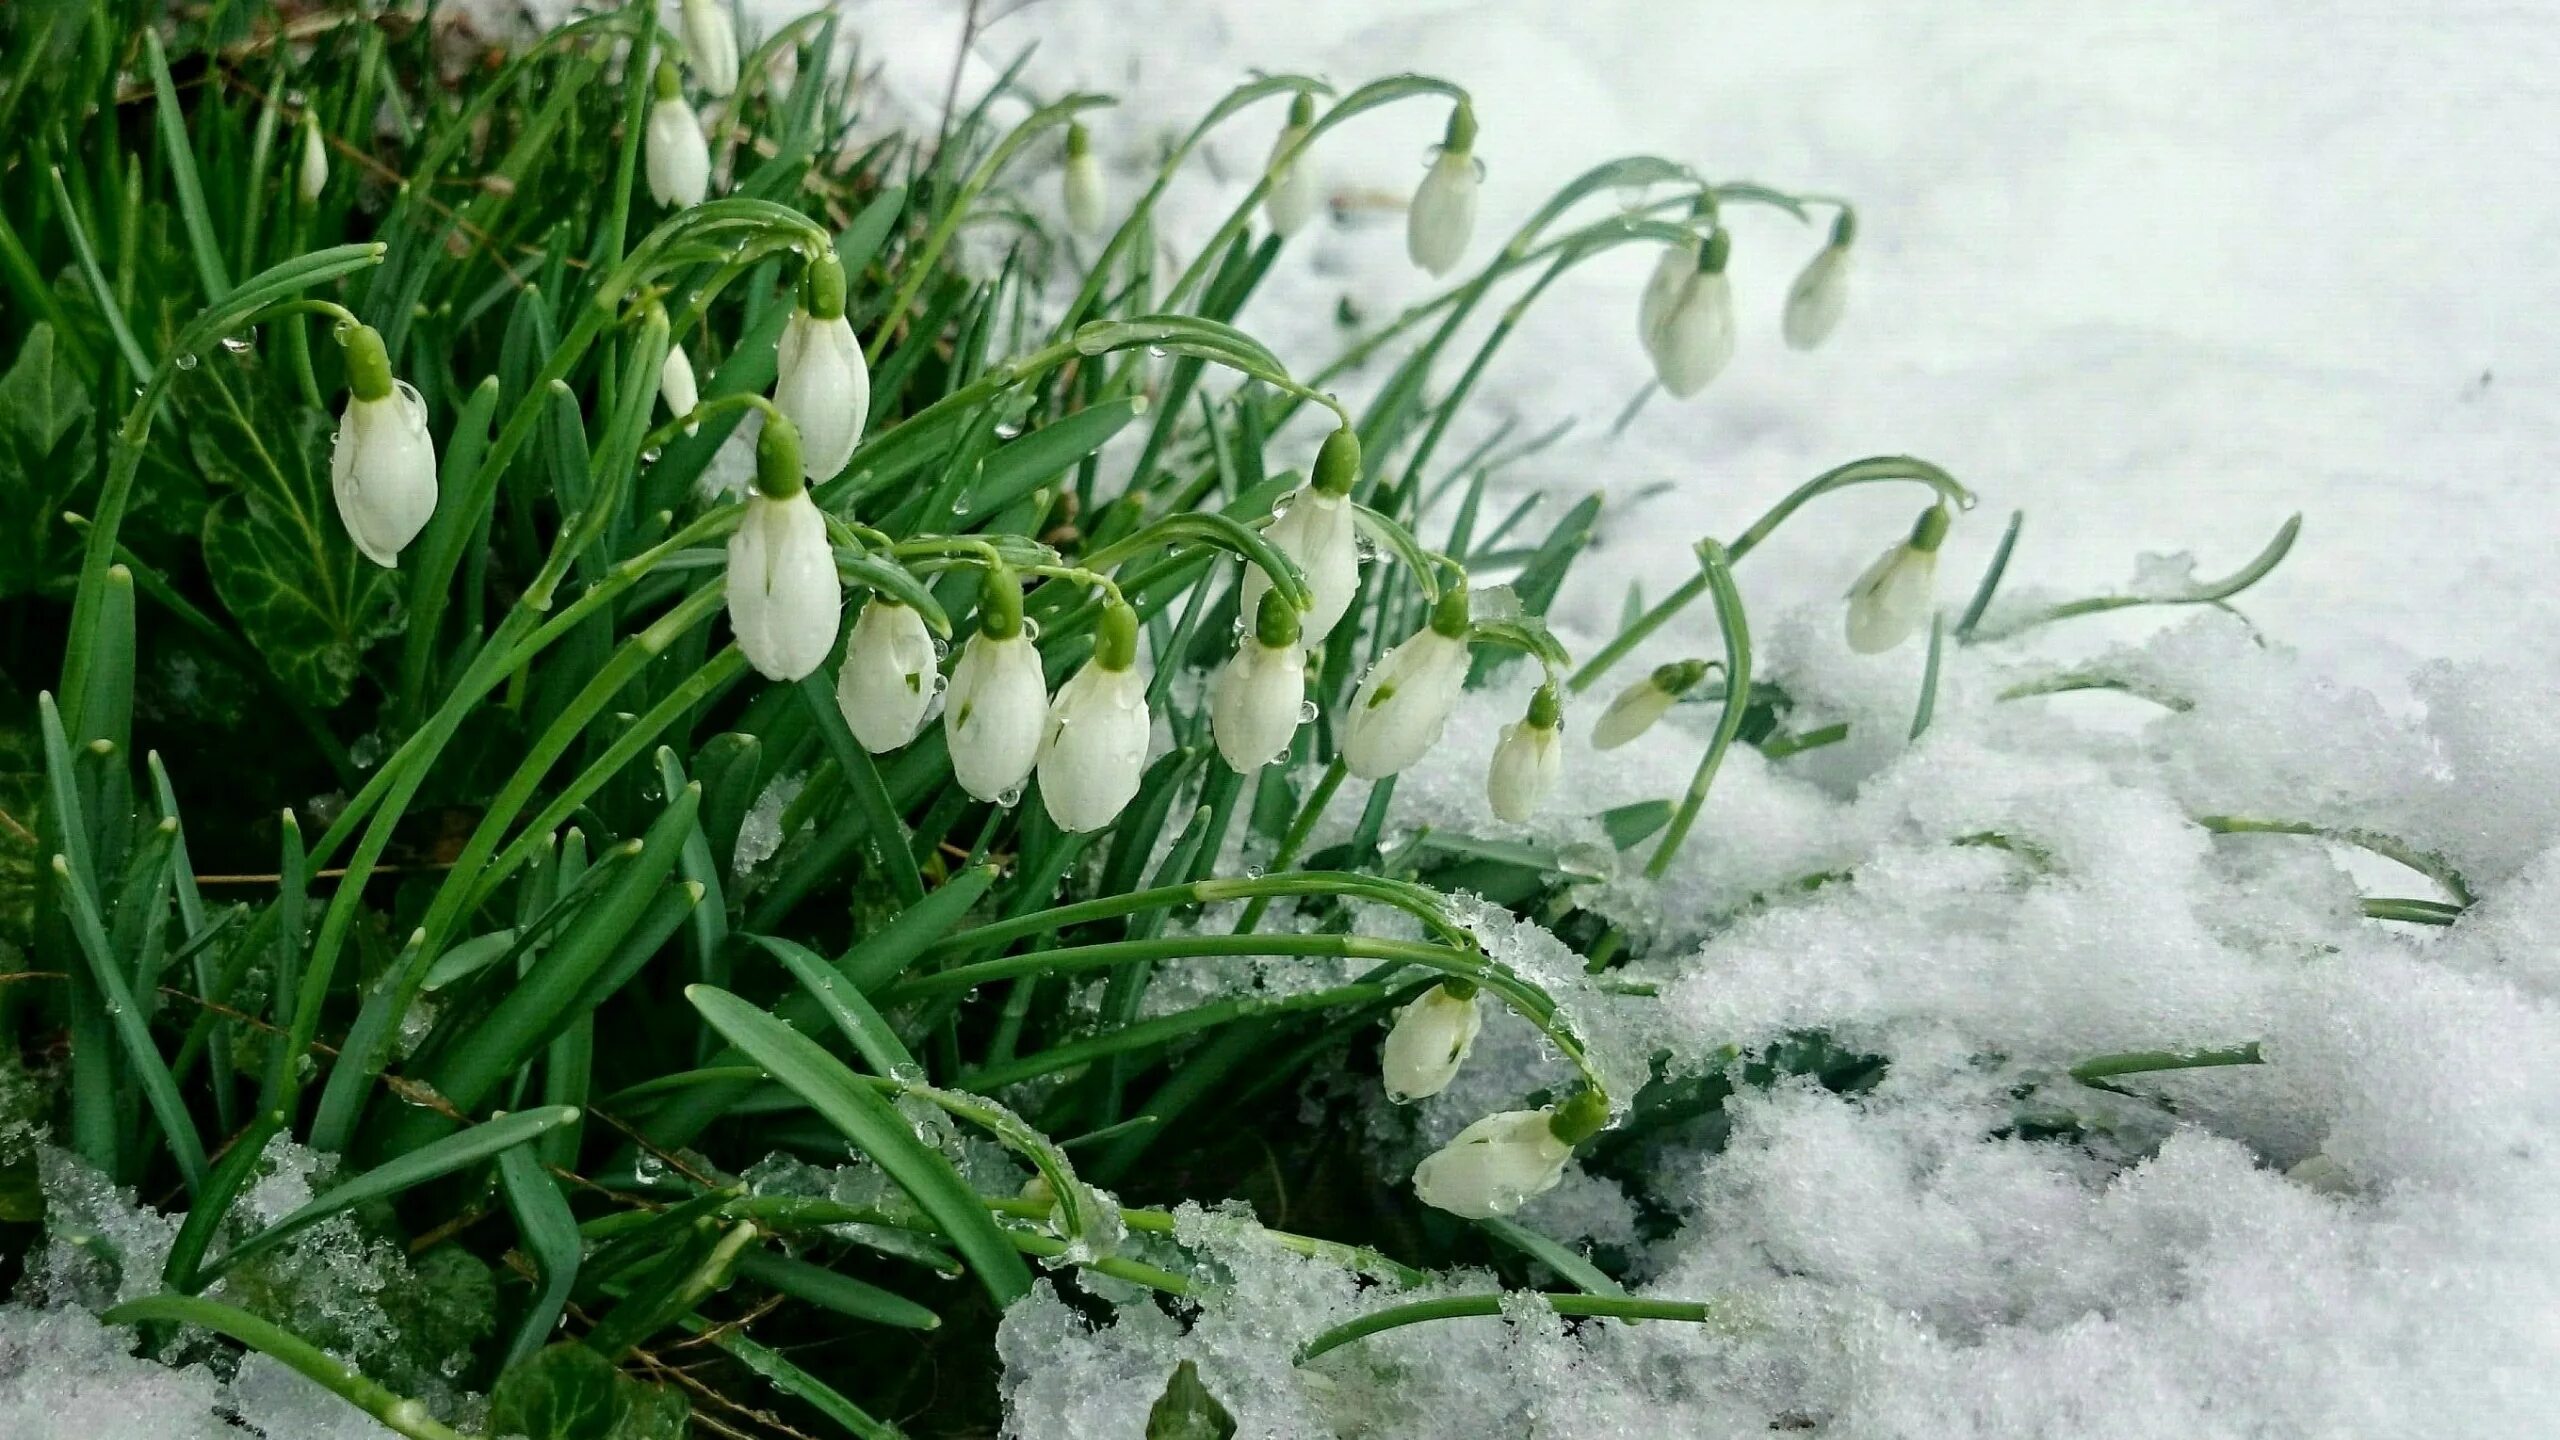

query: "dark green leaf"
left=488, top=1343, right=623, bottom=1440
left=0, top=324, right=94, bottom=597
left=1145, top=1359, right=1237, bottom=1440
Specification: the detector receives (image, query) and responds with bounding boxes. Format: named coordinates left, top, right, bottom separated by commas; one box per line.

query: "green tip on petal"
left=1550, top=1088, right=1610, bottom=1145
left=1313, top=424, right=1362, bottom=497
left=1910, top=503, right=1951, bottom=553
left=1254, top=587, right=1304, bottom=650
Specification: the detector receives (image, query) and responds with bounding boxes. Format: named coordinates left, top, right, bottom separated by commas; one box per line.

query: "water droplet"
left=330, top=319, right=355, bottom=340
left=993, top=421, right=1023, bottom=440
left=996, top=785, right=1025, bottom=809
left=1147, top=344, right=1168, bottom=358
left=1297, top=699, right=1319, bottom=723
left=641, top=446, right=663, bottom=463
left=173, top=352, right=199, bottom=371
left=950, top=494, right=972, bottom=515
left=1243, top=864, right=1265, bottom=879
left=220, top=334, right=254, bottom=355
left=1020, top=617, right=1041, bottom=641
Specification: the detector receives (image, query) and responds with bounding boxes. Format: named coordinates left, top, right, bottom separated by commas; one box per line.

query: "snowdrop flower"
left=1407, top=101, right=1479, bottom=277
left=1486, top=684, right=1563, bottom=823
left=644, top=61, right=711, bottom=209
left=837, top=597, right=938, bottom=753
left=1062, top=122, right=1107, bottom=236
left=659, top=341, right=699, bottom=434
left=1264, top=91, right=1322, bottom=237
left=1636, top=238, right=1692, bottom=359
left=1646, top=229, right=1735, bottom=398
left=725, top=414, right=841, bottom=681
left=772, top=251, right=868, bottom=482
left=1211, top=591, right=1309, bottom=773
left=1591, top=659, right=1710, bottom=750
left=1238, top=425, right=1362, bottom=647
left=1412, top=1091, right=1608, bottom=1220
left=1784, top=210, right=1855, bottom=351
left=945, top=562, right=1048, bottom=802
left=297, top=113, right=329, bottom=204
left=1380, top=982, right=1481, bottom=1102
left=1844, top=504, right=1949, bottom=655
left=679, top=0, right=739, bottom=98
left=1037, top=599, right=1148, bottom=832
left=1344, top=583, right=1472, bottom=781
left=329, top=323, right=437, bottom=568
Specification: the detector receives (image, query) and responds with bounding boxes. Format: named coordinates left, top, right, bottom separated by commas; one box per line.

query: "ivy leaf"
left=182, top=368, right=400, bottom=709
left=488, top=1343, right=622, bottom=1440
left=1145, top=1359, right=1238, bottom=1440
left=0, top=681, right=38, bottom=952
left=0, top=324, right=95, bottom=599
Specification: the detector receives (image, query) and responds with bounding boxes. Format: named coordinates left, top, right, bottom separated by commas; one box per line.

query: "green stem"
left=1647, top=541, right=1751, bottom=879
left=2069, top=1042, right=2263, bottom=1084
left=1296, top=1293, right=1734, bottom=1362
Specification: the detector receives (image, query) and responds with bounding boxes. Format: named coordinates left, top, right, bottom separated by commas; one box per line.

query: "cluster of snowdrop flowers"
left=1379, top=982, right=1609, bottom=1217
left=328, top=322, right=437, bottom=568
left=1633, top=204, right=1857, bottom=398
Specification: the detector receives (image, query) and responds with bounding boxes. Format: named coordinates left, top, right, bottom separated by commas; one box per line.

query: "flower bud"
left=726, top=419, right=841, bottom=681
left=1036, top=602, right=1148, bottom=832
left=1637, top=239, right=1692, bottom=361
left=1486, top=685, right=1563, bottom=822
left=1591, top=659, right=1710, bottom=750
left=1062, top=122, right=1107, bottom=236
left=837, top=597, right=937, bottom=753
left=328, top=324, right=437, bottom=568
left=1343, top=585, right=1472, bottom=780
left=1412, top=1107, right=1575, bottom=1219
left=1264, top=93, right=1322, bottom=237
left=1407, top=103, right=1479, bottom=277
left=946, top=564, right=1047, bottom=801
left=773, top=253, right=868, bottom=483
left=660, top=342, right=700, bottom=435
left=297, top=113, right=329, bottom=204
left=1380, top=982, right=1482, bottom=1102
left=1783, top=212, right=1855, bottom=351
left=1238, top=426, right=1362, bottom=647
left=644, top=62, right=711, bottom=209
left=1844, top=505, right=1948, bottom=655
left=680, top=0, right=740, bottom=98
left=1647, top=230, right=1734, bottom=398
left=1211, top=592, right=1308, bottom=774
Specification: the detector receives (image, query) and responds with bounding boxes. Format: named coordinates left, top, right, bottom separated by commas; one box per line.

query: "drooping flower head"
left=1211, top=589, right=1309, bottom=774
left=1487, top=683, right=1564, bottom=822
left=1265, top=91, right=1323, bottom=237
left=725, top=412, right=841, bottom=681
left=1238, top=424, right=1363, bottom=649
left=329, top=323, right=437, bottom=568
left=946, top=560, right=1048, bottom=803
left=644, top=59, right=711, bottom=209
left=1408, top=100, right=1480, bottom=277
left=1413, top=1089, right=1610, bottom=1219
left=1062, top=121, right=1107, bottom=236
left=297, top=112, right=329, bottom=204
left=679, top=0, right=740, bottom=98
left=1381, top=981, right=1482, bottom=1102
left=1647, top=228, right=1736, bottom=398
left=1845, top=503, right=1949, bottom=655
left=1784, top=209, right=1855, bottom=351
left=773, top=249, right=869, bottom=484
left=838, top=597, right=939, bottom=753
left=1037, top=598, right=1149, bottom=832
left=1591, top=658, right=1712, bottom=751
left=1344, top=581, right=1473, bottom=780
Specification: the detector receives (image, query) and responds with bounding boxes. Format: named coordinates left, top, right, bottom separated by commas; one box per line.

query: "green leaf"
left=0, top=324, right=95, bottom=598
left=1145, top=1360, right=1238, bottom=1440
left=488, top=1343, right=623, bottom=1440
left=183, top=370, right=399, bottom=708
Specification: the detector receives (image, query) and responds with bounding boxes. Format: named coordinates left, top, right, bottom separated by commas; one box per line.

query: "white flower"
left=1412, top=1109, right=1574, bottom=1219
left=1636, top=241, right=1691, bottom=361
left=1407, top=148, right=1479, bottom=277
left=680, top=0, right=740, bottom=98
left=1211, top=597, right=1308, bottom=774
left=837, top=598, right=938, bottom=753
left=1062, top=123, right=1107, bottom=235
left=644, top=88, right=711, bottom=209
left=329, top=326, right=436, bottom=568
left=1380, top=984, right=1481, bottom=1102
left=772, top=265, right=868, bottom=483
left=1037, top=660, right=1149, bottom=833
left=1343, top=592, right=1473, bottom=781
left=1486, top=690, right=1562, bottom=823
left=660, top=343, right=700, bottom=434
left=1783, top=241, right=1852, bottom=351
left=726, top=486, right=840, bottom=682
left=1590, top=660, right=1708, bottom=750
left=945, top=631, right=1048, bottom=803
left=1238, top=426, right=1364, bottom=648
left=297, top=115, right=329, bottom=204
left=1647, top=233, right=1735, bottom=398
left=1844, top=507, right=1949, bottom=655
left=1264, top=98, right=1321, bottom=236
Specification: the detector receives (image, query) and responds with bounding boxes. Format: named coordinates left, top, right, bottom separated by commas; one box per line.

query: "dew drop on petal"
left=1021, top=617, right=1041, bottom=640
left=996, top=785, right=1025, bottom=809
left=1298, top=700, right=1319, bottom=723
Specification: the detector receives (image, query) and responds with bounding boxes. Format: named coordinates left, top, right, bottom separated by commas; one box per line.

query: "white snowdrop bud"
left=1591, top=659, right=1710, bottom=750
left=1344, top=585, right=1473, bottom=781
left=1212, top=591, right=1309, bottom=774
left=329, top=324, right=437, bottom=568
left=772, top=251, right=869, bottom=482
left=1486, top=685, right=1563, bottom=823
left=1238, top=426, right=1362, bottom=647
left=297, top=113, right=329, bottom=204
left=1784, top=212, right=1855, bottom=351
left=1062, top=122, right=1107, bottom=236
left=1037, top=600, right=1148, bottom=832
left=1648, top=230, right=1735, bottom=398
left=1380, top=982, right=1482, bottom=1103
left=945, top=563, right=1048, bottom=802
left=659, top=341, right=700, bottom=434
left=836, top=597, right=938, bottom=753
left=1636, top=239, right=1692, bottom=362
left=644, top=62, right=711, bottom=209
left=680, top=0, right=740, bottom=98
left=1406, top=102, right=1479, bottom=277
left=1844, top=504, right=1948, bottom=655
left=1412, top=1091, right=1605, bottom=1220
left=726, top=416, right=841, bottom=682
left=1264, top=92, right=1322, bottom=237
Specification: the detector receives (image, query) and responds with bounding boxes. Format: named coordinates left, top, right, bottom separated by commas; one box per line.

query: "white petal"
left=660, top=344, right=700, bottom=431
left=1652, top=271, right=1736, bottom=398
left=1063, top=152, right=1107, bottom=236
left=1591, top=680, right=1677, bottom=751
left=1783, top=245, right=1852, bottom=350
left=1381, top=986, right=1482, bottom=1102
left=298, top=123, right=329, bottom=204
left=331, top=390, right=439, bottom=568
left=1344, top=629, right=1470, bottom=780
left=645, top=97, right=711, bottom=208
left=837, top=600, right=938, bottom=752
left=1210, top=639, right=1307, bottom=774
left=1264, top=124, right=1321, bottom=236
left=725, top=491, right=841, bottom=680
left=773, top=312, right=868, bottom=482
left=1237, top=486, right=1358, bottom=647
left=681, top=0, right=740, bottom=97
left=1036, top=664, right=1149, bottom=832
left=1636, top=244, right=1689, bottom=361
left=945, top=633, right=1048, bottom=801
left=1844, top=544, right=1938, bottom=654
left=1407, top=150, right=1478, bottom=277
left=1412, top=1109, right=1573, bottom=1219
left=1486, top=721, right=1562, bottom=823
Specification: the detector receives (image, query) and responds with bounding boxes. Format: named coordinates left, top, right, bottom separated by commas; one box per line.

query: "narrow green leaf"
left=495, top=1144, right=583, bottom=1371
left=732, top=1247, right=940, bottom=1330
left=102, top=1295, right=469, bottom=1440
